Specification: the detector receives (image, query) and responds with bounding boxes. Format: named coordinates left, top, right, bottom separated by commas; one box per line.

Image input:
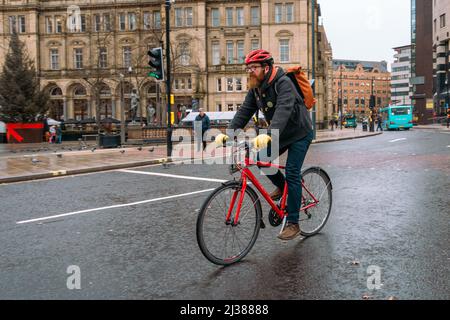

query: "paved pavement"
left=0, top=128, right=383, bottom=184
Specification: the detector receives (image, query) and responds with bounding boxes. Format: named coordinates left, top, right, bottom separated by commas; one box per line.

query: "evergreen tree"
left=0, top=31, right=49, bottom=123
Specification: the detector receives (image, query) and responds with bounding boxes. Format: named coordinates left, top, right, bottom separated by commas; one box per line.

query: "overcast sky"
left=319, top=0, right=411, bottom=69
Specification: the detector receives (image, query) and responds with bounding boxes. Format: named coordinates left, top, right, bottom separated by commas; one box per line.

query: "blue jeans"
left=258, top=131, right=313, bottom=223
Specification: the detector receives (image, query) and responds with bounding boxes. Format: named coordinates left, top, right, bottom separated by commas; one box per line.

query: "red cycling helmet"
left=244, top=49, right=274, bottom=65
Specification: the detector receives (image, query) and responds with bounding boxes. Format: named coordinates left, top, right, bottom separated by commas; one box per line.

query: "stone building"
left=333, top=60, right=391, bottom=119
left=1, top=0, right=330, bottom=126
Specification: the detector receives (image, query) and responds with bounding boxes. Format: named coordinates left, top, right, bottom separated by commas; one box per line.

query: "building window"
left=286, top=3, right=294, bottom=22
left=46, top=16, right=53, bottom=34
left=123, top=46, right=132, bottom=68
left=104, top=14, right=111, bottom=31
left=216, top=103, right=222, bottom=111
left=275, top=4, right=283, bottom=23
left=153, top=11, right=161, bottom=28
left=175, top=8, right=183, bottom=27
left=279, top=39, right=290, bottom=62
left=80, top=15, right=86, bottom=32
left=236, top=7, right=244, bottom=26
left=237, top=41, right=245, bottom=63
left=119, top=13, right=126, bottom=31
left=94, top=14, right=101, bottom=32
left=235, top=78, right=242, bottom=91
left=227, top=104, right=234, bottom=111
left=440, top=14, right=446, bottom=28
left=227, top=78, right=234, bottom=91
left=99, top=48, right=108, bottom=68
left=211, top=8, right=220, bottom=27
left=251, top=7, right=260, bottom=25
left=226, top=8, right=233, bottom=26
left=143, top=12, right=151, bottom=30
left=212, top=42, right=220, bottom=65
left=19, top=16, right=26, bottom=33
left=174, top=79, right=179, bottom=90
left=217, top=78, right=222, bottom=92
left=50, top=49, right=59, bottom=70
left=74, top=48, right=83, bottom=69
left=227, top=41, right=234, bottom=64
left=187, top=78, right=192, bottom=90
left=128, top=13, right=136, bottom=30
left=251, top=39, right=260, bottom=50
left=185, top=7, right=193, bottom=26
left=55, top=16, right=62, bottom=33
left=180, top=42, right=190, bottom=66
left=9, top=16, right=16, bottom=34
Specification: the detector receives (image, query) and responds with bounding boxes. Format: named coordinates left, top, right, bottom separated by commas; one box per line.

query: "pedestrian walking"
left=56, top=125, right=62, bottom=144
left=329, top=119, right=334, bottom=131
left=49, top=125, right=56, bottom=143
left=195, top=108, right=210, bottom=151
left=376, top=114, right=383, bottom=132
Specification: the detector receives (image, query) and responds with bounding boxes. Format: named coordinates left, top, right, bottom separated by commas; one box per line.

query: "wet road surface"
left=0, top=129, right=448, bottom=299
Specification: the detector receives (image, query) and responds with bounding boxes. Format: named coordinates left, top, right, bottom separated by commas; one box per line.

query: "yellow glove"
left=252, top=134, right=272, bottom=150
left=215, top=133, right=229, bottom=146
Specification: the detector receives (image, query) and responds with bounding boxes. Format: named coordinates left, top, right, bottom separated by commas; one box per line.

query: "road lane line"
left=389, top=138, right=407, bottom=143
left=117, top=169, right=228, bottom=183
left=16, top=188, right=215, bottom=225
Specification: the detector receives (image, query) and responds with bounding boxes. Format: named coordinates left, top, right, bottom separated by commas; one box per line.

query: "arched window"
left=73, top=85, right=87, bottom=96
left=50, top=87, right=63, bottom=96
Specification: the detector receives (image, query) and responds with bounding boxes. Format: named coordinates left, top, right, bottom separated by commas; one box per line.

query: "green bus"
left=379, top=105, right=413, bottom=130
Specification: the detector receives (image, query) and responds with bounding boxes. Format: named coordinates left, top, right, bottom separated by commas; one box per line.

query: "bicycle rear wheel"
left=196, top=181, right=262, bottom=266
left=299, top=167, right=333, bottom=237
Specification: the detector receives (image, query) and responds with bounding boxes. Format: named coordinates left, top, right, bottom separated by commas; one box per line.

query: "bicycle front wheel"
left=299, top=167, right=333, bottom=237
left=196, top=181, right=262, bottom=266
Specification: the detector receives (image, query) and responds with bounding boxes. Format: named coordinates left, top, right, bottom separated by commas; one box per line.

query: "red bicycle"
left=196, top=141, right=333, bottom=266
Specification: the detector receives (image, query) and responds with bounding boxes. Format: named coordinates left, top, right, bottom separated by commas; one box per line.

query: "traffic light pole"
left=165, top=0, right=172, bottom=157
left=370, top=77, right=375, bottom=132
left=311, top=0, right=316, bottom=140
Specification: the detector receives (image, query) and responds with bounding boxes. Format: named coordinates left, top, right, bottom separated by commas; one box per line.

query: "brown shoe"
left=278, top=223, right=301, bottom=241
left=269, top=188, right=283, bottom=200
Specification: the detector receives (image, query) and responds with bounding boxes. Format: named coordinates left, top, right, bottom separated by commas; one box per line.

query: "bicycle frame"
left=225, top=149, right=320, bottom=227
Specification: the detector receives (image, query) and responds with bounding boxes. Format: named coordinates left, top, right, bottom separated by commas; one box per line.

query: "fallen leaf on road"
left=362, top=295, right=373, bottom=300
left=350, top=260, right=360, bottom=266
left=387, top=296, right=398, bottom=300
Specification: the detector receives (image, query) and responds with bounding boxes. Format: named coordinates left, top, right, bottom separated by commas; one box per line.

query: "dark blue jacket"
left=195, top=114, right=211, bottom=132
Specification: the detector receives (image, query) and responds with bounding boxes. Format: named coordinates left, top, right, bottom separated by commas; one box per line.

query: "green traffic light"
left=148, top=72, right=160, bottom=79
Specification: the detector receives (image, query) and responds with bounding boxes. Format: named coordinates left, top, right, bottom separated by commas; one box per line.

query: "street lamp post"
left=119, top=73, right=125, bottom=145
left=339, top=66, right=343, bottom=130
left=311, top=0, right=316, bottom=139
left=165, top=0, right=173, bottom=157
left=369, top=77, right=375, bottom=132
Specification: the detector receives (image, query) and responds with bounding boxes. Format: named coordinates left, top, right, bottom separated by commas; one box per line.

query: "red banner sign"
left=6, top=123, right=44, bottom=143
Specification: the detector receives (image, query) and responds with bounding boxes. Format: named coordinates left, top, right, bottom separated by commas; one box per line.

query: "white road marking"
left=389, top=138, right=407, bottom=143
left=118, top=169, right=227, bottom=183
left=16, top=188, right=215, bottom=225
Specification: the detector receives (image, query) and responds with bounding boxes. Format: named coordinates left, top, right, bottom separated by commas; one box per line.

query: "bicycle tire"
left=196, top=181, right=262, bottom=266
left=299, top=167, right=333, bottom=237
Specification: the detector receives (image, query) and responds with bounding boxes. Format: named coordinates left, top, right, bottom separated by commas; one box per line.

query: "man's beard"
left=247, top=73, right=265, bottom=89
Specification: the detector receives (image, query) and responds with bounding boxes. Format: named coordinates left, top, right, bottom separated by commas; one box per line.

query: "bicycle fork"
left=225, top=176, right=248, bottom=227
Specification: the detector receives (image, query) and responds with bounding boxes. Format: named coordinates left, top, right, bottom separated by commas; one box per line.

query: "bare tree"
left=82, top=26, right=113, bottom=145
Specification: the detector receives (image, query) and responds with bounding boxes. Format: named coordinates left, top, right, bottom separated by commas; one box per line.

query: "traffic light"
left=147, top=47, right=164, bottom=81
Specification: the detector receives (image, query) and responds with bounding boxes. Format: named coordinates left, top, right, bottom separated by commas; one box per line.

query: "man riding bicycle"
left=215, top=49, right=314, bottom=241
